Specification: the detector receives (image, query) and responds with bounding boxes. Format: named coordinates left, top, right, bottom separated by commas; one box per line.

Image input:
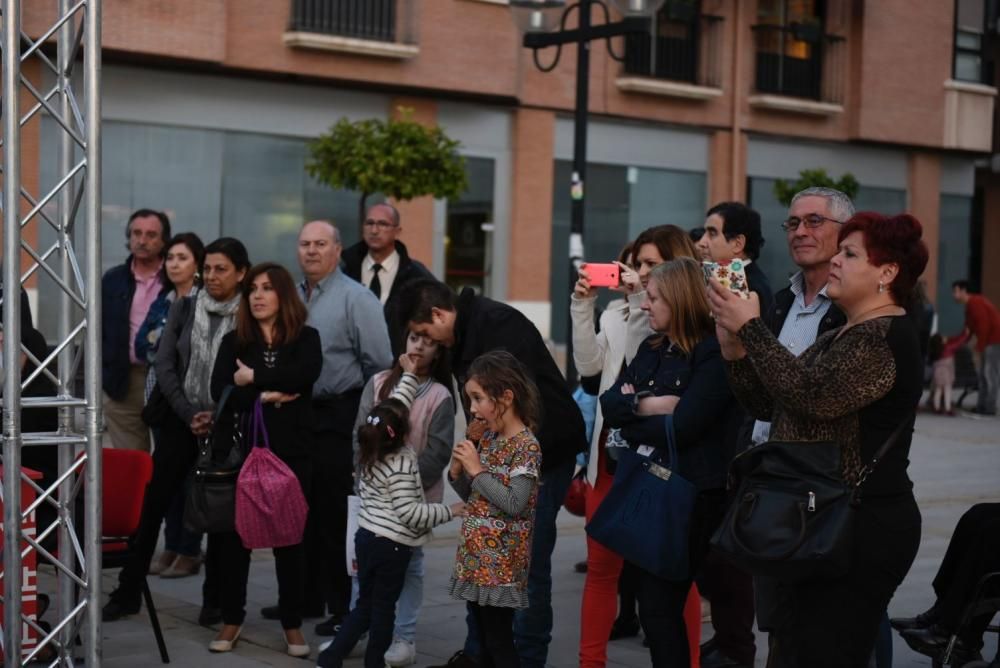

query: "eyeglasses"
left=781, top=214, right=843, bottom=231
left=363, top=219, right=398, bottom=230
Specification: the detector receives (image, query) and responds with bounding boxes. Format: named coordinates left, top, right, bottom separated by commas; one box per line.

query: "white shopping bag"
left=346, top=495, right=361, bottom=577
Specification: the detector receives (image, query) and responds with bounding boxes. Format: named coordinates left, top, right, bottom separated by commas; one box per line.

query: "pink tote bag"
left=235, top=399, right=309, bottom=549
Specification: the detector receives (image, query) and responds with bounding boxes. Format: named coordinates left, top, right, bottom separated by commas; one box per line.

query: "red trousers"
left=579, top=448, right=701, bottom=668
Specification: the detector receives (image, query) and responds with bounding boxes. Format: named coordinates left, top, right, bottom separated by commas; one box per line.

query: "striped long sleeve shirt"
left=357, top=446, right=454, bottom=546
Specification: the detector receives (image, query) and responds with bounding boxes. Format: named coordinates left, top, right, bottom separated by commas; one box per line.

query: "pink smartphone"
left=584, top=263, right=620, bottom=288
left=702, top=259, right=751, bottom=299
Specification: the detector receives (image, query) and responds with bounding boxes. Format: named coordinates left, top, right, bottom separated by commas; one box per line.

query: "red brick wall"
left=21, top=1, right=960, bottom=151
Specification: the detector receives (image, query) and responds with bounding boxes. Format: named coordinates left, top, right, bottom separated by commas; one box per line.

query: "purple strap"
left=250, top=397, right=271, bottom=450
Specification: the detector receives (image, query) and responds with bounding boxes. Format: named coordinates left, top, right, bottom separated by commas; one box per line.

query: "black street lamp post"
left=511, top=0, right=664, bottom=385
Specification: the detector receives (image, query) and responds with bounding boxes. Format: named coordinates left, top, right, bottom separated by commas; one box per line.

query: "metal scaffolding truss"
left=1, top=0, right=101, bottom=665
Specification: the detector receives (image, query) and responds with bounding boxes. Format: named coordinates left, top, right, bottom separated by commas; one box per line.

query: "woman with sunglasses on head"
left=209, top=262, right=322, bottom=658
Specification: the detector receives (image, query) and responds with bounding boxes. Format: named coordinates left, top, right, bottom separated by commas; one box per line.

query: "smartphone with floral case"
left=702, top=259, right=751, bottom=299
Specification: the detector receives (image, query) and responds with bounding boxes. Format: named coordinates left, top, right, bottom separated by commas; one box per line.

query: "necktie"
left=370, top=263, right=383, bottom=300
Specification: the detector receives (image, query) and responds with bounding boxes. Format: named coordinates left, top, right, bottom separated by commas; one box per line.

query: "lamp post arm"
left=522, top=15, right=648, bottom=49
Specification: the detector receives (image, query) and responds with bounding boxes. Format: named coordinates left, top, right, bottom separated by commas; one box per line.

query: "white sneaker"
left=384, top=638, right=417, bottom=666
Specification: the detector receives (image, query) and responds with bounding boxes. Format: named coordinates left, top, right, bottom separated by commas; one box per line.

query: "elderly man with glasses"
left=743, top=186, right=864, bottom=667
left=343, top=202, right=435, bottom=355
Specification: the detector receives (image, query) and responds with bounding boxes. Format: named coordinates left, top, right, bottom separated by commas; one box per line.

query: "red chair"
left=100, top=449, right=169, bottom=663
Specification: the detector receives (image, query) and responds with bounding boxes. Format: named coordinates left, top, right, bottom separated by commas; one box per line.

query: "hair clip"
left=366, top=415, right=381, bottom=426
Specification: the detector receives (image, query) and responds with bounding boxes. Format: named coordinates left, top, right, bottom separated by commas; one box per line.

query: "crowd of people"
left=75, top=186, right=999, bottom=668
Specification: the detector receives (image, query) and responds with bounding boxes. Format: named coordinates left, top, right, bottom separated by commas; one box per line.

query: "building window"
left=623, top=0, right=724, bottom=87
left=288, top=0, right=398, bottom=42
left=445, top=157, right=496, bottom=296
left=954, top=0, right=990, bottom=83
left=751, top=0, right=846, bottom=102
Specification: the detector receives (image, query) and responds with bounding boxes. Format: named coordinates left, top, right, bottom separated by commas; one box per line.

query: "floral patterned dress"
left=449, top=428, right=542, bottom=608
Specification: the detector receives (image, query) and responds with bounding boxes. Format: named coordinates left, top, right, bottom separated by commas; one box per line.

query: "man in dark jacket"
left=696, top=201, right=774, bottom=316
left=101, top=209, right=170, bottom=452
left=341, top=203, right=434, bottom=355
left=401, top=279, right=585, bottom=668
left=709, top=187, right=852, bottom=668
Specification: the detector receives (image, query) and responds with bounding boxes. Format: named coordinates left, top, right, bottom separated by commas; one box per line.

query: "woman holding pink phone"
left=571, top=225, right=703, bottom=668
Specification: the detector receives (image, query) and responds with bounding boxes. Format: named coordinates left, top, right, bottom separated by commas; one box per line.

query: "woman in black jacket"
left=600, top=257, right=739, bottom=668
left=209, top=262, right=322, bottom=658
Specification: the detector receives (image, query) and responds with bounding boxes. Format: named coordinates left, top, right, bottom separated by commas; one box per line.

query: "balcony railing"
left=623, top=14, right=724, bottom=89
left=751, top=23, right=846, bottom=104
left=289, top=0, right=398, bottom=43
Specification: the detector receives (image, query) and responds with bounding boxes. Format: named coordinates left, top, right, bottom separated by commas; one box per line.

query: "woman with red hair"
left=708, top=213, right=929, bottom=667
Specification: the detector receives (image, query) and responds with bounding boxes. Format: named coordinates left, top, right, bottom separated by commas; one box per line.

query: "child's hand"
left=398, top=353, right=419, bottom=375
left=453, top=440, right=484, bottom=477
left=450, top=502, right=468, bottom=518
left=620, top=383, right=635, bottom=395
left=449, top=456, right=464, bottom=480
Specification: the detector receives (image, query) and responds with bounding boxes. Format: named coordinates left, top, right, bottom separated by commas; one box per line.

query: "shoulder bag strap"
left=854, top=412, right=915, bottom=488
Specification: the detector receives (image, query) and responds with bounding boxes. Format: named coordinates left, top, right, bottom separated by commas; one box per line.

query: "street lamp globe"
left=509, top=0, right=567, bottom=33
left=609, top=0, right=666, bottom=17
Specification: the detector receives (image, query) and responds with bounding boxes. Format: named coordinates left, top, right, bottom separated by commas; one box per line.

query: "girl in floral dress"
left=448, top=350, right=543, bottom=668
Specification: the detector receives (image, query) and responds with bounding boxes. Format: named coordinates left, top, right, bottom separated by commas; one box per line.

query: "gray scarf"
left=183, top=291, right=240, bottom=411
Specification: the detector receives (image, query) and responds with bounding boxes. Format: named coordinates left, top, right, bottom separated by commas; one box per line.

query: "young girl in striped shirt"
left=316, top=398, right=465, bottom=668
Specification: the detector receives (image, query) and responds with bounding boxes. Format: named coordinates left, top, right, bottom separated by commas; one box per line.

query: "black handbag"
left=183, top=386, right=245, bottom=533
left=586, top=416, right=698, bottom=580
left=709, top=417, right=911, bottom=582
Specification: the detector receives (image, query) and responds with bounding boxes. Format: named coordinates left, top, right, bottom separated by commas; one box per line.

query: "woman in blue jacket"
left=600, top=257, right=739, bottom=668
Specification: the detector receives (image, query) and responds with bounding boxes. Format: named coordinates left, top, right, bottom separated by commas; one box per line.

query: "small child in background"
left=316, top=399, right=465, bottom=668
left=448, top=350, right=543, bottom=667
left=928, top=333, right=965, bottom=415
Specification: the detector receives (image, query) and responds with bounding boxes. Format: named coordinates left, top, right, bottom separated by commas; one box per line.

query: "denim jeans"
left=463, top=458, right=575, bottom=668
left=318, top=528, right=413, bottom=668
left=393, top=546, right=424, bottom=642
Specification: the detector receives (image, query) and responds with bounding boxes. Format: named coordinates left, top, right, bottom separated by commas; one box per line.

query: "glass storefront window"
left=938, top=194, right=973, bottom=334
left=445, top=157, right=495, bottom=296
left=37, top=119, right=378, bottom=336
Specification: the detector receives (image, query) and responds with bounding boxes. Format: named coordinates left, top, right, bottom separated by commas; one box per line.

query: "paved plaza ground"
left=84, top=409, right=999, bottom=667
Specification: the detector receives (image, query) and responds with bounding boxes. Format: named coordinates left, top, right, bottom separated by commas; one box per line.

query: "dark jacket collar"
left=452, top=288, right=478, bottom=363
left=342, top=239, right=415, bottom=278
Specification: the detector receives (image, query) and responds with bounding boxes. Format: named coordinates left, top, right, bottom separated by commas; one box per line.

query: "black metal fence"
left=289, top=0, right=397, bottom=42
left=751, top=23, right=846, bottom=104
left=623, top=14, right=724, bottom=89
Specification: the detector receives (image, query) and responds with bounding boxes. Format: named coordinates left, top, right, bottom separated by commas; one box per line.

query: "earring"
left=878, top=281, right=885, bottom=294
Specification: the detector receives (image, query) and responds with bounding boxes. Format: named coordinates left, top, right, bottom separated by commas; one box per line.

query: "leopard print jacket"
left=727, top=316, right=897, bottom=485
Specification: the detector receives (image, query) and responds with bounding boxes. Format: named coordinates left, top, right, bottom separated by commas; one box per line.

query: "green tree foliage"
left=306, top=108, right=468, bottom=230
left=773, top=169, right=860, bottom=207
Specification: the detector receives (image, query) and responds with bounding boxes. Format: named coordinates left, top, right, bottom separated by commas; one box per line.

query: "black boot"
left=890, top=602, right=940, bottom=631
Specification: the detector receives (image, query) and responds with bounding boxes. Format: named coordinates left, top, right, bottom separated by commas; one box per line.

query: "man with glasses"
left=343, top=203, right=434, bottom=355
left=751, top=187, right=851, bottom=667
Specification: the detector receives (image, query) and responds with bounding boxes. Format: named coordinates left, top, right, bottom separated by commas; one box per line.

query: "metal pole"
left=84, top=0, right=104, bottom=661
left=56, top=0, right=78, bottom=659
left=565, top=0, right=591, bottom=387
left=2, top=0, right=25, bottom=663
